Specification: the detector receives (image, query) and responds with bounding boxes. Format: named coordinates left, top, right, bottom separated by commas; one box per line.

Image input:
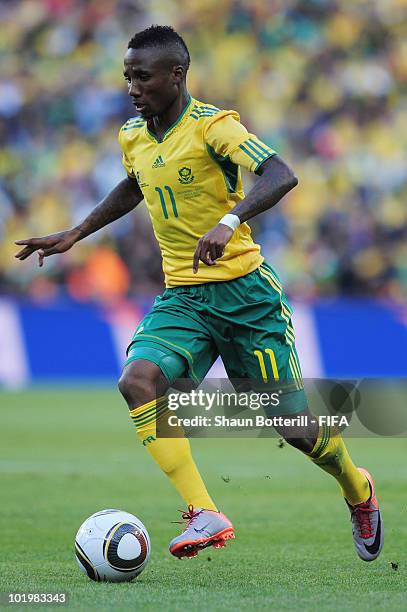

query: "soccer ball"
left=75, top=509, right=151, bottom=582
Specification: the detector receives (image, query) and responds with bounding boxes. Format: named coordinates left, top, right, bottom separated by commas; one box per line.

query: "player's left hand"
left=193, top=223, right=234, bottom=273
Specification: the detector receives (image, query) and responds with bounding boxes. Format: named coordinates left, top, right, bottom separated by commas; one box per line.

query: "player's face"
left=123, top=48, right=182, bottom=119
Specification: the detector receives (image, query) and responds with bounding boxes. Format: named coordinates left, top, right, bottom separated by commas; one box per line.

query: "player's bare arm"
left=193, top=155, right=297, bottom=272
left=231, top=154, right=298, bottom=222
left=15, top=176, right=143, bottom=267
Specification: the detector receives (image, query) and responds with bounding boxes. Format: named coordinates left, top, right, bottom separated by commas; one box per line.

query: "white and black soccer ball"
left=75, top=509, right=151, bottom=582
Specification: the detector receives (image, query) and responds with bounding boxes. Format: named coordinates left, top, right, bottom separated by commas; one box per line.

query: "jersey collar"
left=146, top=95, right=193, bottom=143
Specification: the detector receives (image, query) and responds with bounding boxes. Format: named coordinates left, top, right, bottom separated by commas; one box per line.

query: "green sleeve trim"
left=239, top=138, right=277, bottom=172
left=239, top=143, right=262, bottom=163
left=254, top=152, right=277, bottom=173
left=247, top=137, right=274, bottom=157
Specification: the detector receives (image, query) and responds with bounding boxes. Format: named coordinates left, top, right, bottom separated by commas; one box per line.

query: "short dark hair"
left=128, top=25, right=190, bottom=70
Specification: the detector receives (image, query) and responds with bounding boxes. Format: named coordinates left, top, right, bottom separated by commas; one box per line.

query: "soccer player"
left=15, top=25, right=383, bottom=561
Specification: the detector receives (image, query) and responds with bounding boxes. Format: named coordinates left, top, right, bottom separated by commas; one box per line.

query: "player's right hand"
left=15, top=229, right=81, bottom=267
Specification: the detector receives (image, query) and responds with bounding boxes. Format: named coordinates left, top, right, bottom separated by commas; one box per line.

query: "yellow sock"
left=129, top=398, right=217, bottom=511
left=307, top=425, right=370, bottom=505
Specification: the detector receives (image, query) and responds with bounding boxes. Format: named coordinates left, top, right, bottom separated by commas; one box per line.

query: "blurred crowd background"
left=1, top=0, right=406, bottom=305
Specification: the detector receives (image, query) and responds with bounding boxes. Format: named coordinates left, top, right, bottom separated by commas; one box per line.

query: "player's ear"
left=172, top=65, right=185, bottom=83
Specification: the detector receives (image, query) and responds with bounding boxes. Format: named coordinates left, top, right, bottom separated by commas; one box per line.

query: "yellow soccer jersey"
left=118, top=96, right=276, bottom=287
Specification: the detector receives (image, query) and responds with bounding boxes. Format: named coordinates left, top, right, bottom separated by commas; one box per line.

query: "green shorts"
left=125, top=262, right=307, bottom=415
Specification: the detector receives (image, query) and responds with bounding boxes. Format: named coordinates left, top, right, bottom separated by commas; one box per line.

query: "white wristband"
left=219, top=213, right=241, bottom=231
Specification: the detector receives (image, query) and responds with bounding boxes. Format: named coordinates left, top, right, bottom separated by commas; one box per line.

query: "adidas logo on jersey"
left=152, top=155, right=165, bottom=168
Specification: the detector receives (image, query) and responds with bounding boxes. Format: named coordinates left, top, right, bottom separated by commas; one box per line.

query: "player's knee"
left=281, top=435, right=314, bottom=453
left=273, top=408, right=318, bottom=453
left=118, top=360, right=163, bottom=407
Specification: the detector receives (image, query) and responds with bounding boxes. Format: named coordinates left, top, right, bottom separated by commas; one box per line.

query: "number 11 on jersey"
left=155, top=186, right=178, bottom=219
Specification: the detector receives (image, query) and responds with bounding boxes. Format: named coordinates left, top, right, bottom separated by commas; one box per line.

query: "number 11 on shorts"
left=253, top=348, right=279, bottom=382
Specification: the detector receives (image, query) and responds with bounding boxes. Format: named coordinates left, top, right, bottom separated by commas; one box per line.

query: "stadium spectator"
left=1, top=0, right=406, bottom=302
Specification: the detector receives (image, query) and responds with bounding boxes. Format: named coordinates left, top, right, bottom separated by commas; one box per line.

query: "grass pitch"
left=1, top=388, right=406, bottom=611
